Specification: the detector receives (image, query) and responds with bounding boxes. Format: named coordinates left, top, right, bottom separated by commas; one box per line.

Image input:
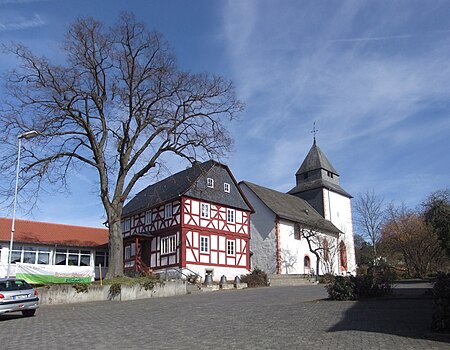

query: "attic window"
left=224, top=183, right=230, bottom=193
left=327, top=171, right=334, bottom=178
left=207, top=178, right=214, bottom=188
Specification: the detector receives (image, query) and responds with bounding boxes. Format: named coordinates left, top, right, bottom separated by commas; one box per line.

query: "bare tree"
left=0, top=13, right=243, bottom=277
left=353, top=190, right=385, bottom=259
left=301, top=225, right=339, bottom=281
left=382, top=204, right=445, bottom=278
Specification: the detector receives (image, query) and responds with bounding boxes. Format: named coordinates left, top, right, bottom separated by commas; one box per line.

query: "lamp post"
left=6, top=130, right=39, bottom=278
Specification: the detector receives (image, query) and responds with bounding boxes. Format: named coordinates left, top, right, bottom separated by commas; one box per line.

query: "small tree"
left=353, top=190, right=385, bottom=260
left=301, top=225, right=339, bottom=281
left=382, top=204, right=445, bottom=278
left=424, top=189, right=450, bottom=258
left=0, top=13, right=243, bottom=277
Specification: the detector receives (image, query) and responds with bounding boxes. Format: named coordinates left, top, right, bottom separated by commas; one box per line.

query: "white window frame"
left=164, top=203, right=173, bottom=219
left=224, top=183, right=230, bottom=193
left=145, top=210, right=153, bottom=225
left=200, top=236, right=210, bottom=253
left=227, top=240, right=235, bottom=256
left=201, top=203, right=210, bottom=219
left=121, top=218, right=131, bottom=231
left=227, top=209, right=235, bottom=223
left=54, top=248, right=91, bottom=267
left=161, top=235, right=176, bottom=255
left=207, top=178, right=214, bottom=188
left=10, top=245, right=51, bottom=265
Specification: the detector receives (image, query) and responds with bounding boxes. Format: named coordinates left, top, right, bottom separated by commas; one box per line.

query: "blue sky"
left=0, top=0, right=449, bottom=228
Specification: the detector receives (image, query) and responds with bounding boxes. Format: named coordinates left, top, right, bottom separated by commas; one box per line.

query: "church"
left=240, top=138, right=356, bottom=276
left=119, top=137, right=356, bottom=281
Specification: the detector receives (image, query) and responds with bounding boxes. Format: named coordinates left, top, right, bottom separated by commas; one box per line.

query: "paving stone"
left=0, top=284, right=448, bottom=349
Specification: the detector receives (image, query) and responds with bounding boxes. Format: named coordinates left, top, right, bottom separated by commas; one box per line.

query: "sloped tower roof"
left=296, top=140, right=339, bottom=176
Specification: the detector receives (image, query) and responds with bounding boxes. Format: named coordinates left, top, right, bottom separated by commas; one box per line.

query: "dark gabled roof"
left=240, top=181, right=340, bottom=235
left=123, top=160, right=252, bottom=217
left=296, top=142, right=339, bottom=176
left=288, top=179, right=352, bottom=198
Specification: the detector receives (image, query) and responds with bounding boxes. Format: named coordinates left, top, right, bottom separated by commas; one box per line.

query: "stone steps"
left=268, top=274, right=316, bottom=286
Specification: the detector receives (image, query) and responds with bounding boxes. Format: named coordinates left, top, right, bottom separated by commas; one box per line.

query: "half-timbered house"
left=121, top=160, right=253, bottom=282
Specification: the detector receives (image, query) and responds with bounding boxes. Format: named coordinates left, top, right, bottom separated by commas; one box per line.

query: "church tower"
left=288, top=138, right=356, bottom=274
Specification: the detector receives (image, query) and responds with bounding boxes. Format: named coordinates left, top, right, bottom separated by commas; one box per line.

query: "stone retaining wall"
left=37, top=280, right=187, bottom=305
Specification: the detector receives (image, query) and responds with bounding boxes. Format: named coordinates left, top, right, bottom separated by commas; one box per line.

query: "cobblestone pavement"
left=1, top=284, right=448, bottom=350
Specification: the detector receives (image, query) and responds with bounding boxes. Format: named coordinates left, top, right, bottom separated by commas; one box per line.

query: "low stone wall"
left=37, top=280, right=187, bottom=305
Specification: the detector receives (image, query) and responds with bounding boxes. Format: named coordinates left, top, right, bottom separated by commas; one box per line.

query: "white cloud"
left=0, top=13, right=45, bottom=31
left=222, top=1, right=450, bottom=205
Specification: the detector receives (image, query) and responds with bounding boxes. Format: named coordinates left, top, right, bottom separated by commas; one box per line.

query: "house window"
left=145, top=210, right=152, bottom=225
left=121, top=218, right=131, bottom=231
left=161, top=235, right=176, bottom=255
left=124, top=245, right=131, bottom=260
left=224, top=183, right=230, bottom=193
left=200, top=236, right=209, bottom=253
left=207, top=178, right=214, bottom=188
left=201, top=203, right=210, bottom=219
left=165, top=203, right=173, bottom=219
left=227, top=209, right=235, bottom=223
left=95, top=251, right=109, bottom=267
left=10, top=245, right=50, bottom=265
left=227, top=240, right=235, bottom=256
left=55, top=249, right=91, bottom=266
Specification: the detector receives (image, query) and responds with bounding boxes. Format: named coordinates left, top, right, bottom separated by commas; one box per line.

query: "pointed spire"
left=311, top=122, right=318, bottom=145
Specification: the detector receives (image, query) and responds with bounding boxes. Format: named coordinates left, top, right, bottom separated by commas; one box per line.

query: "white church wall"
left=279, top=220, right=339, bottom=276
left=240, top=184, right=277, bottom=274
left=323, top=189, right=357, bottom=275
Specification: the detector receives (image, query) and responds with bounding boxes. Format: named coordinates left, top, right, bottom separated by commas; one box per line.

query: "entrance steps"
left=268, top=274, right=316, bottom=287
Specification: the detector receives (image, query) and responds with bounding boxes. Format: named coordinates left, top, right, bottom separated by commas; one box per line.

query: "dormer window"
left=303, top=172, right=309, bottom=179
left=224, top=183, right=230, bottom=193
left=327, top=171, right=334, bottom=178
left=207, top=178, right=214, bottom=188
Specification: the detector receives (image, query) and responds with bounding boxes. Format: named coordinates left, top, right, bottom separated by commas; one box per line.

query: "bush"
left=326, top=276, right=357, bottom=300
left=432, top=272, right=450, bottom=332
left=240, top=268, right=268, bottom=288
left=326, top=267, right=394, bottom=300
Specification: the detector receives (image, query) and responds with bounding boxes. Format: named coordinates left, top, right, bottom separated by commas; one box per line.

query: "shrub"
left=432, top=272, right=450, bottom=332
left=326, top=267, right=394, bottom=300
left=326, top=276, right=357, bottom=300
left=240, top=268, right=268, bottom=288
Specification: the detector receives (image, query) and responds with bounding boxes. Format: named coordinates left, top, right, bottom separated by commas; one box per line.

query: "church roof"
left=240, top=181, right=340, bottom=235
left=123, top=160, right=253, bottom=216
left=288, top=179, right=352, bottom=198
left=296, top=142, right=339, bottom=176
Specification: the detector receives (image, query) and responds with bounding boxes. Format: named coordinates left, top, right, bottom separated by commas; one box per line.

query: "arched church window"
left=304, top=255, right=310, bottom=268
left=340, top=241, right=348, bottom=271
left=323, top=239, right=329, bottom=262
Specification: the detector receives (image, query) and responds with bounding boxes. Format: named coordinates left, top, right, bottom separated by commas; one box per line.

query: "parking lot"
left=0, top=284, right=448, bottom=349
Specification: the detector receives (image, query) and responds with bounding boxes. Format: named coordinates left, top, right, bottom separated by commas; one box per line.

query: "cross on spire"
left=311, top=122, right=318, bottom=144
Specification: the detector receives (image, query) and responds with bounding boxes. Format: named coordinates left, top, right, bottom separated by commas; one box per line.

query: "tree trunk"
left=106, top=219, right=124, bottom=278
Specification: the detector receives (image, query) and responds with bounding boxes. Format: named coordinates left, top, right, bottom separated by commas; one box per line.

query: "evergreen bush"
left=240, top=268, right=268, bottom=287
left=432, top=272, right=450, bottom=332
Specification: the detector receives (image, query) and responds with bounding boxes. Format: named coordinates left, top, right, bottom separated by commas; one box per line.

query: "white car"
left=0, top=278, right=39, bottom=317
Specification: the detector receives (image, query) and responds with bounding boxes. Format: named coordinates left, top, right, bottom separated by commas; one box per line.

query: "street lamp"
left=6, top=130, right=39, bottom=278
